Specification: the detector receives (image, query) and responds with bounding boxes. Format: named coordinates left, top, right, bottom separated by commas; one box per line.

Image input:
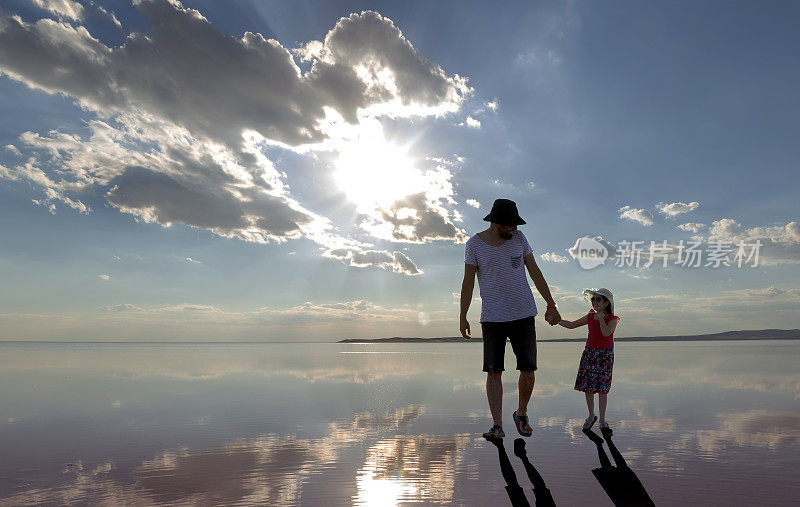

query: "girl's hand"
left=595, top=310, right=605, bottom=321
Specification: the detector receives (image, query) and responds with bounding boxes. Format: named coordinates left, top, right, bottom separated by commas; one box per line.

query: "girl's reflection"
left=583, top=427, right=655, bottom=506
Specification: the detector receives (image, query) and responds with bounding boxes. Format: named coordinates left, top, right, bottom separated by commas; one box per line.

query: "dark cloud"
left=106, top=165, right=312, bottom=240
left=373, top=192, right=466, bottom=243
left=325, top=247, right=422, bottom=275
left=0, top=2, right=468, bottom=150
left=0, top=1, right=471, bottom=274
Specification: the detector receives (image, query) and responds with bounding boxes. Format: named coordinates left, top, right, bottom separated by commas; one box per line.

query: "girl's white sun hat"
left=584, top=288, right=614, bottom=314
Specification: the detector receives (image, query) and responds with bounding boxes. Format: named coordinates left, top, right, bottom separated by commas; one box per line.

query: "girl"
left=558, top=288, right=620, bottom=431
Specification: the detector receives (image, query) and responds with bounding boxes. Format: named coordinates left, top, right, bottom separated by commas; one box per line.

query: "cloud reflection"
left=354, top=434, right=470, bottom=505
left=1, top=405, right=466, bottom=505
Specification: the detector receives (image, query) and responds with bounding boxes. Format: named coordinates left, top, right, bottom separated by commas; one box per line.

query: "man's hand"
left=545, top=307, right=561, bottom=326
left=460, top=317, right=471, bottom=340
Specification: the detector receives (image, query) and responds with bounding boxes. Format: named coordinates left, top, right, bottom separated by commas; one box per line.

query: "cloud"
left=424, top=155, right=463, bottom=166
left=358, top=191, right=466, bottom=244
left=0, top=3, right=473, bottom=275
left=105, top=165, right=312, bottom=241
left=656, top=201, right=699, bottom=217
left=327, top=117, right=466, bottom=245
left=708, top=219, right=800, bottom=245
left=465, top=199, right=480, bottom=208
left=94, top=5, right=122, bottom=29
left=264, top=300, right=419, bottom=323
left=734, top=287, right=800, bottom=299
left=515, top=48, right=562, bottom=68
left=324, top=248, right=422, bottom=275
left=99, top=299, right=423, bottom=325
left=0, top=6, right=469, bottom=150
left=4, top=144, right=21, bottom=155
left=618, top=287, right=800, bottom=316
left=484, top=99, right=498, bottom=111
left=31, top=186, right=90, bottom=215
left=158, top=304, right=220, bottom=312
left=0, top=164, right=17, bottom=181
left=9, top=117, right=327, bottom=242
left=677, top=222, right=706, bottom=233
left=98, top=274, right=110, bottom=280
left=618, top=205, right=654, bottom=226
left=462, top=116, right=481, bottom=129
left=101, top=303, right=220, bottom=313
left=541, top=252, right=568, bottom=263
left=100, top=303, right=145, bottom=312
left=567, top=235, right=618, bottom=259
left=28, top=0, right=84, bottom=22
left=704, top=218, right=800, bottom=264
left=185, top=257, right=200, bottom=264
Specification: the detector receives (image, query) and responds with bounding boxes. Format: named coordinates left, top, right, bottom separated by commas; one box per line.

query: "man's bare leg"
left=487, top=372, right=503, bottom=426
left=516, top=371, right=535, bottom=416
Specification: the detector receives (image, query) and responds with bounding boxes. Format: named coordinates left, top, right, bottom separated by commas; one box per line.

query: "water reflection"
left=485, top=437, right=531, bottom=507
left=354, top=434, right=470, bottom=505
left=1, top=405, right=467, bottom=505
left=484, top=436, right=556, bottom=507
left=513, top=439, right=556, bottom=507
left=1, top=342, right=799, bottom=504
left=583, top=427, right=655, bottom=506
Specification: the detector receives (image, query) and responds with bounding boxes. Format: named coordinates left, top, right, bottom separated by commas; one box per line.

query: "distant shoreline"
left=339, top=329, right=800, bottom=343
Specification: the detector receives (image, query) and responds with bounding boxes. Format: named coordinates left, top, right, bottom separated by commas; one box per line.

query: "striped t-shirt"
left=465, top=230, right=538, bottom=323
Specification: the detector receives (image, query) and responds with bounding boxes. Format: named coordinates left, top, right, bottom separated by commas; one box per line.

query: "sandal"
left=583, top=416, right=598, bottom=430
left=482, top=424, right=505, bottom=440
left=599, top=421, right=611, bottom=434
left=513, top=410, right=533, bottom=437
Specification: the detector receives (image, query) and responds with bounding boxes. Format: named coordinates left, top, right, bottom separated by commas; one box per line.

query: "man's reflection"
left=485, top=436, right=555, bottom=506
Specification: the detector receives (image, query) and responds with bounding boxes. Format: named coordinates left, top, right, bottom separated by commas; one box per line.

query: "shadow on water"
left=583, top=426, right=655, bottom=506
left=486, top=436, right=556, bottom=506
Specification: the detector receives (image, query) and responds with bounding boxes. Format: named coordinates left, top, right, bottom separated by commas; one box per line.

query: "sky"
left=0, top=0, right=798, bottom=342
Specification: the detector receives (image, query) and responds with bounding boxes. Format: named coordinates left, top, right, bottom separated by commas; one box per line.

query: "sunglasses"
left=590, top=296, right=605, bottom=303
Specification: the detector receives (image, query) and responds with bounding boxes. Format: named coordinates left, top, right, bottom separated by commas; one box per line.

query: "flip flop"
left=583, top=415, right=598, bottom=430
left=482, top=424, right=505, bottom=440
left=513, top=410, right=533, bottom=437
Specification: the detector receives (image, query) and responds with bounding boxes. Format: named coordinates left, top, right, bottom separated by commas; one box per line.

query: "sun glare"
left=333, top=124, right=425, bottom=212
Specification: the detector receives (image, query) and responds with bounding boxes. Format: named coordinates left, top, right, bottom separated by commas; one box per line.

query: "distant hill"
left=338, top=329, right=800, bottom=343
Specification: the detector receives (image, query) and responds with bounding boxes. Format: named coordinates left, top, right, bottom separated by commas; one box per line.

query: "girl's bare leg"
left=585, top=392, right=595, bottom=417
left=598, top=393, right=608, bottom=422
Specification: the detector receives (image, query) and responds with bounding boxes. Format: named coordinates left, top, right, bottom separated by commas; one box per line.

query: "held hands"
left=544, top=306, right=561, bottom=326
left=594, top=310, right=606, bottom=321
left=460, top=317, right=471, bottom=340
left=462, top=308, right=561, bottom=336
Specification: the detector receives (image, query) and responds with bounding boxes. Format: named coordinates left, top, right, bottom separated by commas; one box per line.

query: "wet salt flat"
left=1, top=341, right=799, bottom=505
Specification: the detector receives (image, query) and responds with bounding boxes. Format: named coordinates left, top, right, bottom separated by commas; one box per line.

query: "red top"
left=585, top=310, right=620, bottom=349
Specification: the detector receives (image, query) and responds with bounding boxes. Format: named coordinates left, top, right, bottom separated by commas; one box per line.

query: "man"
left=460, top=198, right=561, bottom=440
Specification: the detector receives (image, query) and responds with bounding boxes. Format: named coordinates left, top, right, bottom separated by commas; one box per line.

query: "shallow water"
left=0, top=341, right=798, bottom=505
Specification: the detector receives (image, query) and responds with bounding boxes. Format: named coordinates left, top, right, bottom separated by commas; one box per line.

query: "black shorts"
left=481, top=316, right=537, bottom=372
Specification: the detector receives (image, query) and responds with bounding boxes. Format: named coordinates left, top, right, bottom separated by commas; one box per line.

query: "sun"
left=333, top=123, right=425, bottom=212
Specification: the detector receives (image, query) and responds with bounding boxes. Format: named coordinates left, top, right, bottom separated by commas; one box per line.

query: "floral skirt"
left=574, top=347, right=614, bottom=394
